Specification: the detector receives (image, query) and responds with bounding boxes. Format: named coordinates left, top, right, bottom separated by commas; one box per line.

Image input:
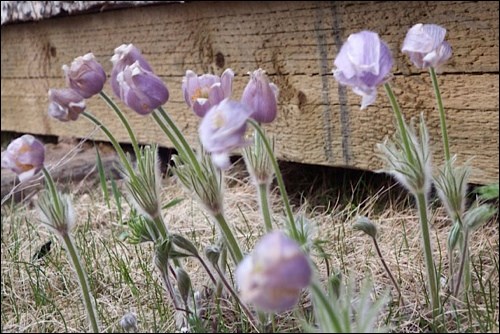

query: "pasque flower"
left=199, top=98, right=253, bottom=169
left=402, top=23, right=452, bottom=69
left=235, top=231, right=312, bottom=313
left=1, top=134, right=45, bottom=182
left=333, top=30, right=393, bottom=109
left=48, top=88, right=86, bottom=121
left=63, top=53, right=107, bottom=98
left=110, top=44, right=153, bottom=98
left=241, top=69, right=279, bottom=123
left=182, top=69, right=234, bottom=117
left=114, top=61, right=169, bottom=115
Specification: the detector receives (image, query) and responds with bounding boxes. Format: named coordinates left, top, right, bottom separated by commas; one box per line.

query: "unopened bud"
left=176, top=267, right=192, bottom=305
left=204, top=245, right=221, bottom=266
left=171, top=234, right=199, bottom=257
left=353, top=216, right=378, bottom=239
left=120, top=312, right=138, bottom=333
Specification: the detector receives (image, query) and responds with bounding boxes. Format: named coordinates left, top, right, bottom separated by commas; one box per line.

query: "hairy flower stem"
left=454, top=228, right=469, bottom=296
left=61, top=233, right=100, bottom=333
left=429, top=67, right=450, bottom=161
left=213, top=213, right=243, bottom=264
left=195, top=255, right=217, bottom=285
left=416, top=192, right=440, bottom=316
left=212, top=261, right=257, bottom=330
left=156, top=106, right=204, bottom=177
left=248, top=120, right=299, bottom=241
left=383, top=83, right=414, bottom=165
left=372, top=236, right=404, bottom=304
left=99, top=91, right=141, bottom=160
left=82, top=112, right=135, bottom=177
left=41, top=167, right=100, bottom=332
left=41, top=167, right=61, bottom=214
left=258, top=183, right=273, bottom=233
left=216, top=245, right=228, bottom=298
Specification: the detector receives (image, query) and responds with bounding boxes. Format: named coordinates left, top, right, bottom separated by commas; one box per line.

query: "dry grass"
left=1, top=155, right=498, bottom=333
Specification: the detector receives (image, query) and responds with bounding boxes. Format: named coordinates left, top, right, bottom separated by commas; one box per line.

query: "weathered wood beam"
left=1, top=1, right=498, bottom=184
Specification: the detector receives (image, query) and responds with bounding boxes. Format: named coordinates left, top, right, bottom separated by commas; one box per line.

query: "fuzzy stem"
left=61, top=233, right=100, bottom=333
left=99, top=91, right=141, bottom=160
left=82, top=111, right=134, bottom=177
left=41, top=167, right=61, bottom=215
left=454, top=228, right=469, bottom=297
left=195, top=255, right=217, bottom=285
left=156, top=107, right=204, bottom=177
left=212, top=260, right=257, bottom=329
left=372, top=236, right=404, bottom=304
left=216, top=245, right=228, bottom=298
left=429, top=67, right=451, bottom=161
left=248, top=120, right=299, bottom=241
left=213, top=213, right=243, bottom=264
left=258, top=183, right=273, bottom=233
left=383, top=83, right=414, bottom=165
left=415, top=191, right=440, bottom=316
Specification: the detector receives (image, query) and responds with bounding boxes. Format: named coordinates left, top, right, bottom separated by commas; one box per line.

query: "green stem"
left=415, top=192, right=440, bottom=316
left=429, top=67, right=451, bottom=161
left=454, top=228, right=469, bottom=297
left=372, top=237, right=404, bottom=304
left=212, top=260, right=257, bottom=328
left=213, top=213, right=243, bottom=264
left=248, top=120, right=298, bottom=241
left=41, top=167, right=62, bottom=216
left=216, top=245, right=228, bottom=298
left=384, top=83, right=414, bottom=165
left=99, top=92, right=141, bottom=160
left=61, top=233, right=100, bottom=333
left=82, top=111, right=134, bottom=178
left=152, top=111, right=190, bottom=164
left=258, top=183, right=273, bottom=233
left=156, top=107, right=203, bottom=177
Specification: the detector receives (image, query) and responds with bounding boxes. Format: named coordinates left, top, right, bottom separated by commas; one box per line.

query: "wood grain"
left=1, top=1, right=498, bottom=184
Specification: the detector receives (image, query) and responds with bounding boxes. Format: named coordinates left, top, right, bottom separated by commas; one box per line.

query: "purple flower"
left=198, top=99, right=253, bottom=169
left=333, top=31, right=393, bottom=109
left=62, top=53, right=107, bottom=98
left=402, top=23, right=452, bottom=69
left=48, top=88, right=86, bottom=121
left=241, top=69, right=279, bottom=123
left=1, top=135, right=45, bottom=182
left=110, top=44, right=154, bottom=99
left=182, top=69, right=234, bottom=117
left=235, top=231, right=312, bottom=313
left=114, top=61, right=169, bottom=115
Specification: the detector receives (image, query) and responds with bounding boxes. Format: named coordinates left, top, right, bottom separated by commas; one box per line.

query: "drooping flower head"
left=182, top=69, right=234, bottom=117
left=62, top=53, right=107, bottom=98
left=48, top=88, right=86, bottom=121
left=235, top=231, right=312, bottom=313
left=110, top=44, right=153, bottom=97
left=333, top=30, right=393, bottom=109
left=1, top=134, right=45, bottom=182
left=198, top=99, right=253, bottom=169
left=241, top=69, right=279, bottom=123
left=114, top=61, right=169, bottom=115
left=402, top=23, right=452, bottom=69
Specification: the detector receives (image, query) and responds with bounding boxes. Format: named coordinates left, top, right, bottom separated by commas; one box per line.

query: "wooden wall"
left=1, top=1, right=498, bottom=184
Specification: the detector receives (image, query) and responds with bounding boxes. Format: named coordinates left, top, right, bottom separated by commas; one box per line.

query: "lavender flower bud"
left=235, top=231, right=312, bottom=313
left=199, top=99, right=253, bottom=169
left=241, top=69, right=279, bottom=123
left=333, top=30, right=393, bottom=109
left=62, top=53, right=106, bottom=98
left=48, top=88, right=86, bottom=122
left=120, top=312, right=138, bottom=333
left=402, top=23, right=452, bottom=69
left=353, top=216, right=378, bottom=239
left=115, top=61, right=169, bottom=115
left=182, top=68, right=234, bottom=117
left=111, top=44, right=153, bottom=98
left=1, top=134, right=45, bottom=182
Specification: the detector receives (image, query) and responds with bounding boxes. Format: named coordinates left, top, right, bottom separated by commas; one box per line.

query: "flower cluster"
left=3, top=18, right=493, bottom=333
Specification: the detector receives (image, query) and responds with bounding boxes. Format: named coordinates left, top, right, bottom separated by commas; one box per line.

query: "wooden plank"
left=1, top=1, right=498, bottom=184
